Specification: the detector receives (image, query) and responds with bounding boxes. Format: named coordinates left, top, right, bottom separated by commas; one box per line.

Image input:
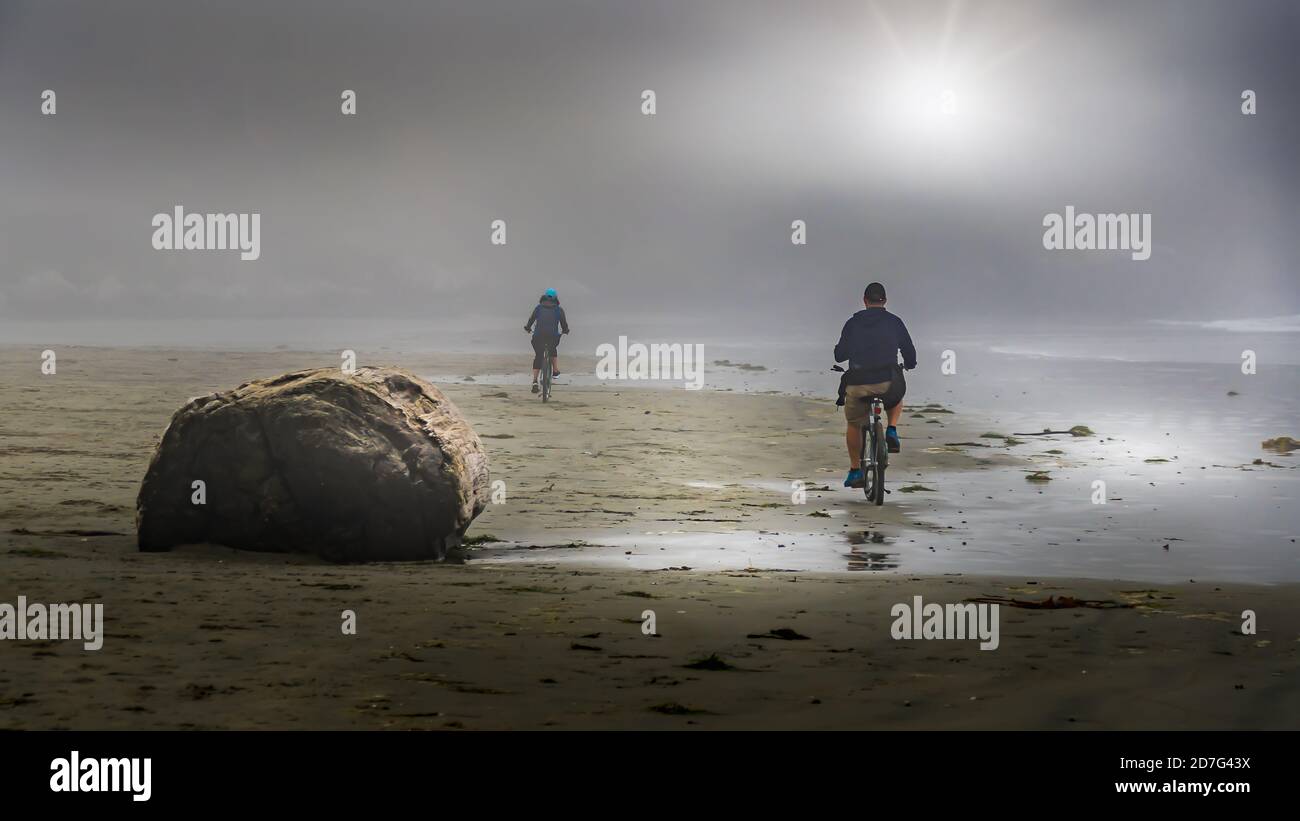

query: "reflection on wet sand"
left=844, top=530, right=899, bottom=571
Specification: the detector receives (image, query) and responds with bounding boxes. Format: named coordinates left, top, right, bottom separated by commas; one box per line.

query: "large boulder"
left=136, top=366, right=490, bottom=561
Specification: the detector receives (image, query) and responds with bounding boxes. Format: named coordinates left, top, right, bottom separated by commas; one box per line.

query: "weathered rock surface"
left=137, top=366, right=489, bottom=561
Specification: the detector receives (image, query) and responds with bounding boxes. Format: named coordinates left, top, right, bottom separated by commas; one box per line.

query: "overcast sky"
left=0, top=0, right=1297, bottom=342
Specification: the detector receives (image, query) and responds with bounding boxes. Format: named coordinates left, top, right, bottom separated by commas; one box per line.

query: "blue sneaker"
left=886, top=426, right=901, bottom=453
left=844, top=468, right=865, bottom=488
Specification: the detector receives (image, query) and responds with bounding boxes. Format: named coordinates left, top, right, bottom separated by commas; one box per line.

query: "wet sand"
left=1, top=346, right=1297, bottom=729
left=4, top=545, right=1298, bottom=729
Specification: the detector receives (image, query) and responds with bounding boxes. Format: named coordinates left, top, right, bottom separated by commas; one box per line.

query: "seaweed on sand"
left=683, top=653, right=738, bottom=671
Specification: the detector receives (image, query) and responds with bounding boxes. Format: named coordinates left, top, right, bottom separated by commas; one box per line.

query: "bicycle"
left=526, top=329, right=563, bottom=402
left=540, top=344, right=555, bottom=402
left=833, top=365, right=889, bottom=505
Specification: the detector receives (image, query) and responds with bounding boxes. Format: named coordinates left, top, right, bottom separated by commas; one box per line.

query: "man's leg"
left=885, top=401, right=903, bottom=452
left=846, top=423, right=862, bottom=470
left=530, top=337, right=543, bottom=391
left=842, top=386, right=873, bottom=486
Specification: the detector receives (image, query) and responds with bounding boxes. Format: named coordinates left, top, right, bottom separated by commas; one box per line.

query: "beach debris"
left=807, top=510, right=831, bottom=518
left=136, top=366, right=490, bottom=561
left=649, top=702, right=712, bottom=715
left=1012, top=425, right=1095, bottom=437
left=1227, top=390, right=1239, bottom=396
left=977, top=433, right=1024, bottom=445
left=460, top=533, right=502, bottom=546
left=746, top=628, right=810, bottom=641
left=1144, top=458, right=1171, bottom=463
left=1262, top=436, right=1298, bottom=453
left=183, top=684, right=222, bottom=701
left=684, top=653, right=738, bottom=671
left=1252, top=458, right=1284, bottom=467
left=1043, top=449, right=1064, bottom=454
left=711, top=359, right=766, bottom=371
left=966, top=595, right=1133, bottom=610
left=400, top=673, right=509, bottom=695
left=10, top=528, right=124, bottom=537
left=569, top=643, right=603, bottom=652
left=378, top=649, right=422, bottom=663
left=7, top=548, right=69, bottom=559
left=1116, top=589, right=1177, bottom=610
left=1025, top=471, right=1052, bottom=482
left=898, top=485, right=936, bottom=493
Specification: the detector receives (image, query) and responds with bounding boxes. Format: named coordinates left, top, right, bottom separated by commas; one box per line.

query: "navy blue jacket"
left=834, top=307, right=916, bottom=383
left=526, top=297, right=569, bottom=337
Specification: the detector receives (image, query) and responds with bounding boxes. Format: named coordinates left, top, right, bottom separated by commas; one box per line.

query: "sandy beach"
left=2, top=346, right=1297, bottom=729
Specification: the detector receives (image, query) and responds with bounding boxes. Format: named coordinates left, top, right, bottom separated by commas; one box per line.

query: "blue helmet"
left=543, top=288, right=558, bottom=299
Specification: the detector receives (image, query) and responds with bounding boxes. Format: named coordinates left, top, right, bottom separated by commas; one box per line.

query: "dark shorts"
left=531, top=335, right=560, bottom=370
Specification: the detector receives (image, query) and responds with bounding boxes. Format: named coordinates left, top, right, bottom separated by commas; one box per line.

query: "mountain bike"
left=540, top=346, right=554, bottom=402
left=834, top=366, right=889, bottom=505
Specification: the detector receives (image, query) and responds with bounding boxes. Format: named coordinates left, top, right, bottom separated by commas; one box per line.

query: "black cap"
left=864, top=282, right=887, bottom=302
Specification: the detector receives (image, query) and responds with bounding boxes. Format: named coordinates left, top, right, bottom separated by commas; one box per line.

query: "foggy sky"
left=1, top=0, right=1297, bottom=340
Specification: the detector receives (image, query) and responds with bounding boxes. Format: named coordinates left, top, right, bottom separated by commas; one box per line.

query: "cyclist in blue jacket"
left=524, top=288, right=570, bottom=393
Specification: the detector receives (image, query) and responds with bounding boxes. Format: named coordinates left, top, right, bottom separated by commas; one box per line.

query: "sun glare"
left=860, top=0, right=1029, bottom=157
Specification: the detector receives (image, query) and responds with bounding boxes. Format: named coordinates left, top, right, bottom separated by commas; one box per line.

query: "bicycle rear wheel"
left=541, top=352, right=553, bottom=402
left=871, top=419, right=887, bottom=505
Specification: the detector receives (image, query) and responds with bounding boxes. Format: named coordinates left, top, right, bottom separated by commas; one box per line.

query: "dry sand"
left=1, top=346, right=1296, bottom=729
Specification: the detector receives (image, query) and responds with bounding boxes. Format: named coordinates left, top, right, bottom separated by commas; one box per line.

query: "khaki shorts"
left=844, top=382, right=893, bottom=427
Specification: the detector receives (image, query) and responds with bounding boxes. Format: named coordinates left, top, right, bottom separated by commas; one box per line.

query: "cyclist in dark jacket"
left=834, top=282, right=916, bottom=487
left=524, top=288, right=570, bottom=393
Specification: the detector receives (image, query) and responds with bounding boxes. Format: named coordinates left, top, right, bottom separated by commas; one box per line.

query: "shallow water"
left=465, top=454, right=1298, bottom=584
left=464, top=322, right=1299, bottom=583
